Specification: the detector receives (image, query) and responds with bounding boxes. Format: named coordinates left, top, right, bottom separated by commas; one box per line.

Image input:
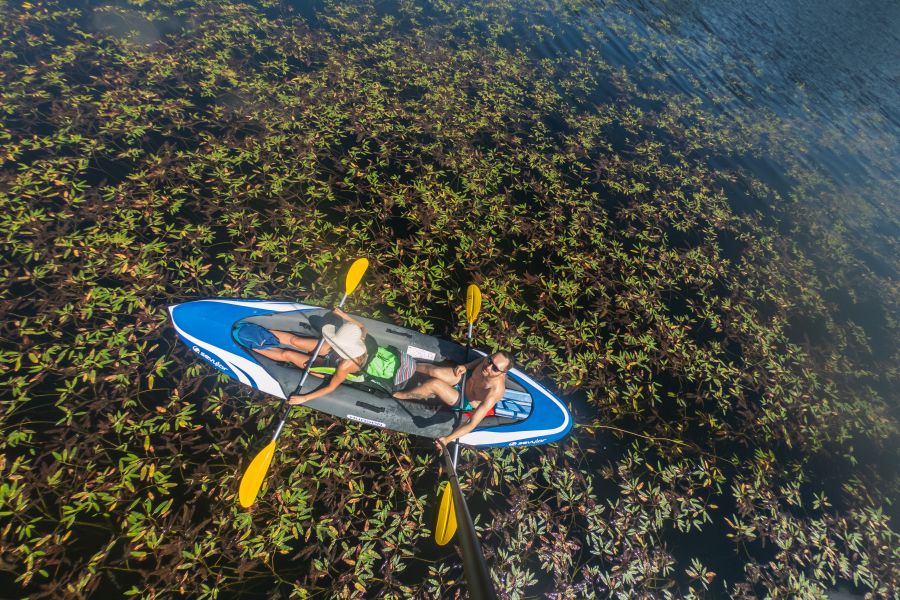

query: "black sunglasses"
left=485, top=356, right=507, bottom=374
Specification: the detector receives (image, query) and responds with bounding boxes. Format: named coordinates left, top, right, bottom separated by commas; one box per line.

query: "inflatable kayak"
left=168, top=299, right=572, bottom=447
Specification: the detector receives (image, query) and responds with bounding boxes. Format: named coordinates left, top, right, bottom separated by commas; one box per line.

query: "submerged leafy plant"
left=0, top=0, right=896, bottom=598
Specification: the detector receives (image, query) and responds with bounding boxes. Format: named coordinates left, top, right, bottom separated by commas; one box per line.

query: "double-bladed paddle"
left=451, top=283, right=481, bottom=467
left=436, top=283, right=481, bottom=541
left=436, top=284, right=481, bottom=541
left=238, top=258, right=369, bottom=508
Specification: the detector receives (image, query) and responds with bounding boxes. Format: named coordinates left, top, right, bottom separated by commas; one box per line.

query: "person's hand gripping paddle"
left=238, top=258, right=369, bottom=508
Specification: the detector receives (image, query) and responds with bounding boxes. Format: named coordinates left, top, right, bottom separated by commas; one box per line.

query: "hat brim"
left=322, top=324, right=366, bottom=360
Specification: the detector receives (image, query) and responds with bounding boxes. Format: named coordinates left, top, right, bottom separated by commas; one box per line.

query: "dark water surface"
left=543, top=0, right=900, bottom=260
left=1, top=0, right=898, bottom=597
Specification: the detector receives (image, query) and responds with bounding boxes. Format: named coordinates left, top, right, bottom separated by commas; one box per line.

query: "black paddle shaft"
left=450, top=331, right=474, bottom=467
left=441, top=445, right=498, bottom=600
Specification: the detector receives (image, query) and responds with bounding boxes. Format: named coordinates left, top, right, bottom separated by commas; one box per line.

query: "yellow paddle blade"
left=434, top=481, right=458, bottom=546
left=345, top=258, right=369, bottom=296
left=466, top=284, right=482, bottom=324
left=238, top=441, right=276, bottom=508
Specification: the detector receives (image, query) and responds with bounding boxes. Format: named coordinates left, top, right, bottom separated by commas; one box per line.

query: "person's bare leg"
left=271, top=330, right=332, bottom=355
left=255, top=347, right=311, bottom=369
left=415, top=362, right=462, bottom=386
left=393, top=378, right=460, bottom=406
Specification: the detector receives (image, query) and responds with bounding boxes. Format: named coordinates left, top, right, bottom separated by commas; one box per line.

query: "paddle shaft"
left=450, top=321, right=474, bottom=467
left=270, top=291, right=350, bottom=443
left=441, top=444, right=498, bottom=600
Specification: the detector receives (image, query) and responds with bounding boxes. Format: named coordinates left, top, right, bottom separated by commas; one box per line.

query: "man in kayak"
left=393, top=351, right=513, bottom=446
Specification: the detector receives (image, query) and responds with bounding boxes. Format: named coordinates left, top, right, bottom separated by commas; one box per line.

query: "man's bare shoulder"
left=486, top=382, right=506, bottom=403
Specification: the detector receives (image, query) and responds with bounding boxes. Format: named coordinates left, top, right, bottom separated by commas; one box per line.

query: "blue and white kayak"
left=168, top=299, right=572, bottom=448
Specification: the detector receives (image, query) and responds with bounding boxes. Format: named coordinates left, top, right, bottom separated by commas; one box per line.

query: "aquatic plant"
left=0, top=0, right=896, bottom=597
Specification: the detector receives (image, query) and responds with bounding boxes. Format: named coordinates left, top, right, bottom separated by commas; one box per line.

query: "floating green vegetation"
left=0, top=0, right=897, bottom=598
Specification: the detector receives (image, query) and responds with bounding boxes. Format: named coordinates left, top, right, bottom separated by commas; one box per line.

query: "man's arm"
left=452, top=356, right=483, bottom=377
left=438, top=388, right=503, bottom=445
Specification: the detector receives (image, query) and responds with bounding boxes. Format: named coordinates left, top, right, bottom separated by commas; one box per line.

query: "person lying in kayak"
left=393, top=351, right=512, bottom=446
left=243, top=308, right=416, bottom=404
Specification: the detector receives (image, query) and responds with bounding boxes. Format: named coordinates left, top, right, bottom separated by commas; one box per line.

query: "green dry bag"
left=365, top=346, right=400, bottom=381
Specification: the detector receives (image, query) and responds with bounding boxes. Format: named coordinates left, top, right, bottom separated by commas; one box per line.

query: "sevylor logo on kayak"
left=192, top=345, right=229, bottom=373
left=508, top=438, right=547, bottom=446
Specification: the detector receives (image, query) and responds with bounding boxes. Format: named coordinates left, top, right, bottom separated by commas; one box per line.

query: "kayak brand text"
left=508, top=438, right=547, bottom=446
left=192, top=345, right=229, bottom=373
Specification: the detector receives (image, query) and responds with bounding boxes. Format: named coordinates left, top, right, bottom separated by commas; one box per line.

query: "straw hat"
left=322, top=322, right=366, bottom=360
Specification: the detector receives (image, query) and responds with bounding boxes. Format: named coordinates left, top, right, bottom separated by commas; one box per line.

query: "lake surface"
left=1, top=0, right=897, bottom=597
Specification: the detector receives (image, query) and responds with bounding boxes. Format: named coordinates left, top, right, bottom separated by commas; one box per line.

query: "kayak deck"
left=237, top=308, right=533, bottom=431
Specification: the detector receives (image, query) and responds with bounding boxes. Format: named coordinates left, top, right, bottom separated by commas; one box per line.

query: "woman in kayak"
left=245, top=308, right=416, bottom=404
